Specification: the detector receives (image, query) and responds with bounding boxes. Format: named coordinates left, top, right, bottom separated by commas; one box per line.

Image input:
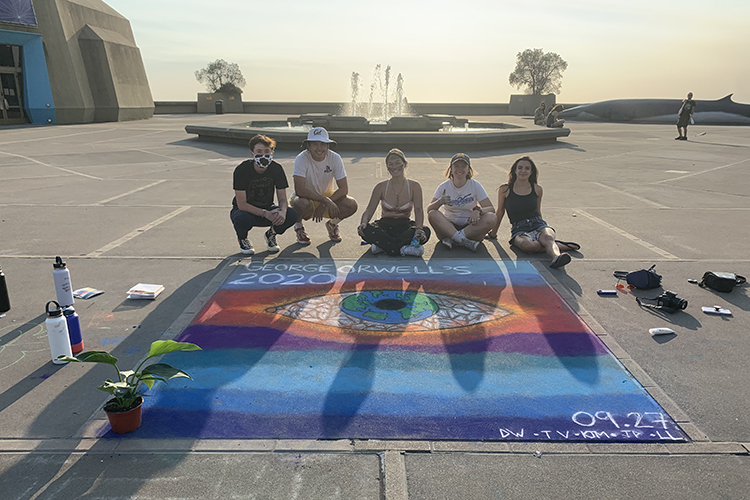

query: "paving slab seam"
left=5, top=253, right=750, bottom=264
left=652, top=157, right=750, bottom=185
left=576, top=209, right=680, bottom=260
left=0, top=254, right=231, bottom=261
left=381, top=450, right=408, bottom=500
left=592, top=182, right=669, bottom=209
left=0, top=439, right=746, bottom=456
left=86, top=206, right=192, bottom=257
left=1, top=203, right=227, bottom=208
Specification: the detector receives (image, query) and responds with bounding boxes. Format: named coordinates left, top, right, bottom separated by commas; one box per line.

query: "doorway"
left=0, top=44, right=26, bottom=125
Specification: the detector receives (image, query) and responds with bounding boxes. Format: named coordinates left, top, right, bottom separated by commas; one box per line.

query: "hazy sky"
left=107, top=0, right=750, bottom=104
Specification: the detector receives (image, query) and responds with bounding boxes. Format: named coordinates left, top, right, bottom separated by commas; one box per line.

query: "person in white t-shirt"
left=290, top=127, right=358, bottom=244
left=427, top=153, right=497, bottom=252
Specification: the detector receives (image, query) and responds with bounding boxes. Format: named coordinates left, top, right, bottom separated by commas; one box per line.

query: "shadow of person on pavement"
left=0, top=259, right=233, bottom=499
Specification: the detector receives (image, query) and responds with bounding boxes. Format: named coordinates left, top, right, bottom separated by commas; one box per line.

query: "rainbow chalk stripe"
left=132, top=260, right=686, bottom=442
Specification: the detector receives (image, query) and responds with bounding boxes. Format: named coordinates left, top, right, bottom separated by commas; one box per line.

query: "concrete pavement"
left=0, top=114, right=748, bottom=499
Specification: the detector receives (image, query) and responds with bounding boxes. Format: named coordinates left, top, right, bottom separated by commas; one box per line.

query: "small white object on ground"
left=702, top=306, right=731, bottom=315
left=649, top=328, right=675, bottom=336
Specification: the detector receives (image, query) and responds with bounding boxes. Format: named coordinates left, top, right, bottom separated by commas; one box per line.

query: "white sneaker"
left=238, top=237, right=254, bottom=255
left=441, top=238, right=453, bottom=249
left=371, top=244, right=384, bottom=255
left=460, top=238, right=480, bottom=252
left=451, top=229, right=468, bottom=245
left=400, top=244, right=424, bottom=257
left=295, top=225, right=311, bottom=245
left=265, top=227, right=280, bottom=253
left=326, top=220, right=342, bottom=242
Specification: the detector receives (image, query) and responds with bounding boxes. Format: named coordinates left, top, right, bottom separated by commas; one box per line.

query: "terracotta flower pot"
left=104, top=397, right=143, bottom=434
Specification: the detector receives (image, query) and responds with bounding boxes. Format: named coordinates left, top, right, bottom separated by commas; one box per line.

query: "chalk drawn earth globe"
left=340, top=290, right=438, bottom=324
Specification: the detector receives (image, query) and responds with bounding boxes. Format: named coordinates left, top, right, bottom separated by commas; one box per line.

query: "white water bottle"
left=52, top=256, right=74, bottom=307
left=46, top=300, right=72, bottom=364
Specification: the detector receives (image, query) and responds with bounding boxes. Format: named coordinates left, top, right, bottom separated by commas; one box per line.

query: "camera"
left=657, top=290, right=688, bottom=311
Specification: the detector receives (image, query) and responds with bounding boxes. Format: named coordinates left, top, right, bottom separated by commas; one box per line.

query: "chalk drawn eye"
left=266, top=290, right=510, bottom=332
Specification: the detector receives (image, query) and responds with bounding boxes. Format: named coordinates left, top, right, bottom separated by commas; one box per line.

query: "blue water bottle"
left=62, top=305, right=84, bottom=354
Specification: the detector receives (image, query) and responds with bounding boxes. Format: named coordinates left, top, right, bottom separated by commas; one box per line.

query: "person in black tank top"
left=487, top=156, right=580, bottom=268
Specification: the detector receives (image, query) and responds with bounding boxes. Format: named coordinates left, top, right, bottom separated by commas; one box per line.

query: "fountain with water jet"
left=185, top=65, right=570, bottom=149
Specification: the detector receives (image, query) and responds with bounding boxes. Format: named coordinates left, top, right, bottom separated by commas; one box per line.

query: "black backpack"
left=613, top=265, right=662, bottom=290
left=698, top=272, right=746, bottom=293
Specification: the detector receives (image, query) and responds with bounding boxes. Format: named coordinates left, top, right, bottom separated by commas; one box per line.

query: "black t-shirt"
left=679, top=99, right=696, bottom=118
left=232, top=160, right=289, bottom=210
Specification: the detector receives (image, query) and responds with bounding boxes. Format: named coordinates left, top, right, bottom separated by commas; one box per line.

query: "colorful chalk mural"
left=134, top=259, right=687, bottom=442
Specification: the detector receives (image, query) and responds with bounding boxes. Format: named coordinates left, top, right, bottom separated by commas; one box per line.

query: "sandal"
left=550, top=253, right=571, bottom=269
left=555, top=240, right=581, bottom=252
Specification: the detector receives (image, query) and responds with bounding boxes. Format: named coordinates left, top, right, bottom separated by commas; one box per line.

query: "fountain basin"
left=185, top=115, right=570, bottom=150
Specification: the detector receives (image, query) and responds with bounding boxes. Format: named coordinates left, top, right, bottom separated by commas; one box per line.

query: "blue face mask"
left=254, top=154, right=273, bottom=169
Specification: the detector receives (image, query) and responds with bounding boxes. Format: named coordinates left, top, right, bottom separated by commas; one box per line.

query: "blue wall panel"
left=0, top=28, right=54, bottom=123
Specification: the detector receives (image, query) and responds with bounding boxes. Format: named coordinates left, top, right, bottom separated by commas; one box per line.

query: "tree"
left=508, top=49, right=568, bottom=95
left=195, top=59, right=246, bottom=94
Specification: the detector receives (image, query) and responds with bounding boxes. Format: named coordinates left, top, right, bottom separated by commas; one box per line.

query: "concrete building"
left=0, top=0, right=153, bottom=125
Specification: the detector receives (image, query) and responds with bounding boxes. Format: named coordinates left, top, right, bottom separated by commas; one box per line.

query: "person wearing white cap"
left=290, top=127, right=358, bottom=244
left=427, top=153, right=497, bottom=252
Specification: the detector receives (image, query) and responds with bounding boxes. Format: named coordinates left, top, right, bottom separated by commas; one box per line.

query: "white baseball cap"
left=303, top=127, right=337, bottom=146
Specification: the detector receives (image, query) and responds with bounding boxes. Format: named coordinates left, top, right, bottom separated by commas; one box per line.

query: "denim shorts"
left=509, top=216, right=553, bottom=244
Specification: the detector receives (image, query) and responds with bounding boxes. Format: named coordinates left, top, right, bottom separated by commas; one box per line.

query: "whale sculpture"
left=559, top=94, right=750, bottom=125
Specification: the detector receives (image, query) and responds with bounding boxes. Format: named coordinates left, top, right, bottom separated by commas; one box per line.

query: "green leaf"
left=106, top=381, right=135, bottom=391
left=142, top=363, right=193, bottom=381
left=72, top=351, right=119, bottom=366
left=97, top=383, right=116, bottom=396
left=112, top=386, right=134, bottom=398
left=146, top=340, right=201, bottom=359
left=139, top=374, right=168, bottom=390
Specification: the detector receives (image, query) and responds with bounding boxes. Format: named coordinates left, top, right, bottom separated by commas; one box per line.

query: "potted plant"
left=59, top=340, right=201, bottom=434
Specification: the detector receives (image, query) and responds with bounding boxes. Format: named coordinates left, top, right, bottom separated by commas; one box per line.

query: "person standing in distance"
left=290, top=127, right=358, bottom=244
left=676, top=92, right=696, bottom=140
left=230, top=134, right=298, bottom=255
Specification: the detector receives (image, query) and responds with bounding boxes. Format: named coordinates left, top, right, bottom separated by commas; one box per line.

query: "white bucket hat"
left=303, top=127, right=337, bottom=146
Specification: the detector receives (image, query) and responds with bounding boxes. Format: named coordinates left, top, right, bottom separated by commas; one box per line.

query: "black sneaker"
left=265, top=227, right=280, bottom=253
left=238, top=237, right=254, bottom=255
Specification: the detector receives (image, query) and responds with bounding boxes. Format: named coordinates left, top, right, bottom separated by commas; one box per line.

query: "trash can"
left=215, top=100, right=224, bottom=114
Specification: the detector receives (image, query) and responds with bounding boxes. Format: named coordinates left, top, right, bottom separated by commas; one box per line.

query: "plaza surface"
left=0, top=114, right=749, bottom=499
